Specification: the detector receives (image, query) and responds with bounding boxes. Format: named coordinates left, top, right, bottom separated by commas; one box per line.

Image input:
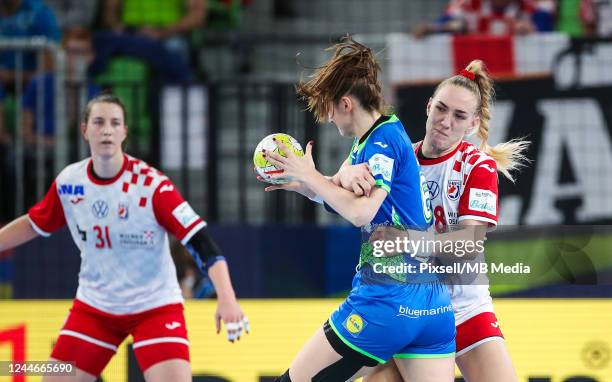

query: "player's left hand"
left=215, top=298, right=249, bottom=343
left=333, top=163, right=375, bottom=197
left=262, top=139, right=316, bottom=183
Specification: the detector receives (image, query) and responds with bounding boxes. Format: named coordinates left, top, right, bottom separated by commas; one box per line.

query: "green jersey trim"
left=375, top=179, right=391, bottom=193
left=348, top=114, right=400, bottom=162
left=328, top=317, right=387, bottom=364
left=394, top=352, right=456, bottom=359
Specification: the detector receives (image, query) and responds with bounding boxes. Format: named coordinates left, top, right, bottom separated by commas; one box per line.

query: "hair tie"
left=459, top=69, right=476, bottom=81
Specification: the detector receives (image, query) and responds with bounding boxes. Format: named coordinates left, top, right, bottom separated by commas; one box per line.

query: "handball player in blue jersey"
left=260, top=36, right=456, bottom=382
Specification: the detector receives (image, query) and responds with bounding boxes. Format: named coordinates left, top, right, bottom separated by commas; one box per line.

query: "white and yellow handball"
left=253, top=133, right=304, bottom=184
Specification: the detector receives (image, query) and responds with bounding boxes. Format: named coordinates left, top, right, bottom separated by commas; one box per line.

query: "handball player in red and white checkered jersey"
left=336, top=60, right=530, bottom=382
left=0, top=94, right=248, bottom=382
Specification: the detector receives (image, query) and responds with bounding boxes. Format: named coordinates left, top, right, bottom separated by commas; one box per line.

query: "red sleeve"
left=458, top=160, right=498, bottom=226
left=152, top=179, right=206, bottom=244
left=27, top=180, right=66, bottom=236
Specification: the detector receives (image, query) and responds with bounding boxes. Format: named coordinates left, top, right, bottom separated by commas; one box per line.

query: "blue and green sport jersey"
left=348, top=114, right=433, bottom=282
left=327, top=115, right=455, bottom=363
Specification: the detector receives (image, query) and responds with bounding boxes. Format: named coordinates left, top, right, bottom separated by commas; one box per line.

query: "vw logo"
left=426, top=180, right=440, bottom=199
left=92, top=200, right=109, bottom=219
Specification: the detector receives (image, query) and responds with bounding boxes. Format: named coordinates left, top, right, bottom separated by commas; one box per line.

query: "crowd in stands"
left=0, top=0, right=610, bottom=163
left=0, top=0, right=610, bottom=210
left=0, top=0, right=253, bottom=297
left=0, top=1, right=609, bottom=211
left=0, top=0, right=251, bottom=151
left=413, top=0, right=608, bottom=38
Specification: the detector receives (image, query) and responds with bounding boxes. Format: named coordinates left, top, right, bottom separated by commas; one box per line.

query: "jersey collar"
left=87, top=154, right=128, bottom=185
left=351, top=114, right=399, bottom=158
left=416, top=141, right=465, bottom=165
left=358, top=114, right=391, bottom=145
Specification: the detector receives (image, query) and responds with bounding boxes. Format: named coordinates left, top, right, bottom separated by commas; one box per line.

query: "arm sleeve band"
left=184, top=228, right=225, bottom=274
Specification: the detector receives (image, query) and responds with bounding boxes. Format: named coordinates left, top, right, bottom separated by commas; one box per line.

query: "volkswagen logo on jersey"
left=118, top=203, right=129, bottom=220
left=447, top=180, right=461, bottom=201
left=92, top=200, right=109, bottom=219
left=426, top=180, right=440, bottom=199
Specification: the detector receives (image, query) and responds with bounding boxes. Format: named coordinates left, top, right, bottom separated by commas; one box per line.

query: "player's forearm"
left=207, top=260, right=237, bottom=302
left=0, top=215, right=39, bottom=252
left=304, top=176, right=333, bottom=204
left=304, top=171, right=376, bottom=226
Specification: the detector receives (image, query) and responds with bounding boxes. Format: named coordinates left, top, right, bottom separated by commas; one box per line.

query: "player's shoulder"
left=368, top=115, right=410, bottom=151
left=457, top=141, right=495, bottom=167
left=457, top=142, right=497, bottom=182
left=125, top=155, right=169, bottom=189
left=55, top=158, right=90, bottom=183
left=126, top=155, right=165, bottom=177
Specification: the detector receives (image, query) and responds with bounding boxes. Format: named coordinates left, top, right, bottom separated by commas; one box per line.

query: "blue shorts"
left=328, top=271, right=456, bottom=364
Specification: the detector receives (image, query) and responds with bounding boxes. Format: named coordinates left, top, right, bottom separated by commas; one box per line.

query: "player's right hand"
left=255, top=170, right=317, bottom=199
left=215, top=298, right=249, bottom=343
left=333, top=163, right=376, bottom=197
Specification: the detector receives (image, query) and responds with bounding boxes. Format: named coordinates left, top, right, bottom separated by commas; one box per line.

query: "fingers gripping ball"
left=253, top=133, right=304, bottom=184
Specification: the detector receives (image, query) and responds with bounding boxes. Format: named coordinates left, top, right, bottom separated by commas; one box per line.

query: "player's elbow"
left=348, top=209, right=376, bottom=227
left=347, top=195, right=382, bottom=226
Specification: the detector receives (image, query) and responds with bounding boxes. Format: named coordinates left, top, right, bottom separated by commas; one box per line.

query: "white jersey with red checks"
left=415, top=141, right=498, bottom=325
left=28, top=155, right=205, bottom=314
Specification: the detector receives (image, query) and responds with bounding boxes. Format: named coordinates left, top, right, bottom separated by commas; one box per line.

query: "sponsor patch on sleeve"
left=468, top=188, right=497, bottom=215
left=368, top=153, right=394, bottom=182
left=172, top=201, right=199, bottom=228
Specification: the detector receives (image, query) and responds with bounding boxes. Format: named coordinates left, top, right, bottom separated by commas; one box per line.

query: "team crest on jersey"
left=447, top=180, right=461, bottom=201
left=118, top=203, right=129, bottom=220
left=92, top=200, right=109, bottom=219
left=426, top=180, right=440, bottom=199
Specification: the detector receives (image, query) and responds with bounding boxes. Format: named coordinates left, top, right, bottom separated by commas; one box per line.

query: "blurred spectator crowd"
left=0, top=0, right=252, bottom=148
left=0, top=0, right=609, bottom=170
left=0, top=0, right=610, bottom=213
left=0, top=0, right=251, bottom=217
left=414, top=0, right=609, bottom=38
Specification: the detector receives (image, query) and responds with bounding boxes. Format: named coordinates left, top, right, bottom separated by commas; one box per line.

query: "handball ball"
left=253, top=133, right=304, bottom=184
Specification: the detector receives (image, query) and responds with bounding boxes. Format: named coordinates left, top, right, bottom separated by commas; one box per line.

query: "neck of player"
left=354, top=109, right=382, bottom=141
left=421, top=138, right=462, bottom=159
left=92, top=151, right=124, bottom=179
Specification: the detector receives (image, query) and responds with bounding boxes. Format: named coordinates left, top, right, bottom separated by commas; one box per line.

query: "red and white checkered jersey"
left=28, top=155, right=206, bottom=314
left=415, top=141, right=498, bottom=324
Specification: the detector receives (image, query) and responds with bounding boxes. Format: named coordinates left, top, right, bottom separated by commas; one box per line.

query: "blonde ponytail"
left=434, top=60, right=530, bottom=182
